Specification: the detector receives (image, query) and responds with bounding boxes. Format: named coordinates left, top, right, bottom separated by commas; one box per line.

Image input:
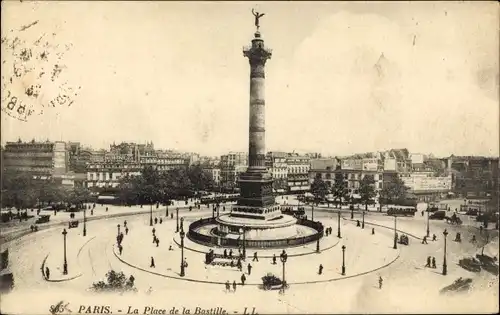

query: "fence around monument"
left=187, top=217, right=324, bottom=249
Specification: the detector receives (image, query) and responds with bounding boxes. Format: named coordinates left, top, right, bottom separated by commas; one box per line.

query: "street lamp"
left=176, top=208, right=179, bottom=233
left=216, top=204, right=220, bottom=218
left=426, top=207, right=430, bottom=238
left=312, top=205, right=314, bottom=221
left=180, top=229, right=185, bottom=277
left=316, top=236, right=320, bottom=253
left=83, top=204, right=87, bottom=237
left=341, top=245, right=346, bottom=275
left=62, top=229, right=68, bottom=275
left=442, top=229, right=448, bottom=276
left=362, top=210, right=365, bottom=229
left=149, top=199, right=153, bottom=226
left=180, top=217, right=184, bottom=232
left=350, top=196, right=354, bottom=219
left=280, top=250, right=288, bottom=290
left=337, top=210, right=341, bottom=238
left=239, top=227, right=246, bottom=260
left=393, top=215, right=398, bottom=249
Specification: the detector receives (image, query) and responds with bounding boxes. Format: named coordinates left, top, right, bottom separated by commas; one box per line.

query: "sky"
left=1, top=1, right=499, bottom=157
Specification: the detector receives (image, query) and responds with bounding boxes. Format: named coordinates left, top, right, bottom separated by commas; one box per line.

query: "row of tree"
left=117, top=165, right=215, bottom=205
left=310, top=171, right=410, bottom=211
left=1, top=170, right=92, bottom=210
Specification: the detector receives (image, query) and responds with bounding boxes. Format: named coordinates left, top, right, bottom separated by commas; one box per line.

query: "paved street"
left=1, top=202, right=498, bottom=314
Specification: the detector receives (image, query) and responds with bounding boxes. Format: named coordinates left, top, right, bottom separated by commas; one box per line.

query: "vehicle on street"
left=35, top=214, right=50, bottom=224
left=68, top=220, right=79, bottom=228
left=440, top=277, right=473, bottom=294
left=429, top=210, right=446, bottom=220
left=261, top=273, right=288, bottom=291
left=387, top=207, right=417, bottom=217
left=458, top=257, right=482, bottom=273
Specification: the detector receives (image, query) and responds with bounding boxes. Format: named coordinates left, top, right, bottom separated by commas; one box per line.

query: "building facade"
left=266, top=152, right=288, bottom=192
left=400, top=172, right=452, bottom=201
left=286, top=154, right=311, bottom=193
left=220, top=152, right=248, bottom=192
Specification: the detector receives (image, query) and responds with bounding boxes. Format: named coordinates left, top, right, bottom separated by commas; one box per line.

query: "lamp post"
left=426, top=207, right=430, bottom=238
left=362, top=210, right=365, bottom=229
left=393, top=215, right=397, bottom=249
left=117, top=224, right=120, bottom=237
left=180, top=217, right=184, bottom=232
left=166, top=204, right=169, bottom=217
left=280, top=250, right=288, bottom=290
left=337, top=210, right=341, bottom=238
left=316, top=236, right=320, bottom=253
left=83, top=204, right=87, bottom=237
left=176, top=208, right=179, bottom=233
left=217, top=205, right=220, bottom=218
left=239, top=226, right=246, bottom=260
left=149, top=199, right=153, bottom=226
left=62, top=229, right=68, bottom=275
left=180, top=229, right=185, bottom=277
left=341, top=245, right=346, bottom=275
left=311, top=205, right=314, bottom=221
left=442, top=229, right=448, bottom=276
left=350, top=196, right=354, bottom=219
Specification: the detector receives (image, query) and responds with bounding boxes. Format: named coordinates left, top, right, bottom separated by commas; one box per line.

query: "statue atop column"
left=252, top=9, right=265, bottom=31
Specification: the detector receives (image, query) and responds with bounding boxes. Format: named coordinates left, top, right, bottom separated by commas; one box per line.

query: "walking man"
left=425, top=256, right=431, bottom=268
left=150, top=256, right=155, bottom=268
left=372, top=228, right=375, bottom=235
left=253, top=252, right=259, bottom=262
left=225, top=281, right=230, bottom=293
left=232, top=280, right=237, bottom=293
left=45, top=267, right=50, bottom=280
left=119, top=244, right=123, bottom=255
left=125, top=227, right=129, bottom=235
left=247, top=263, right=252, bottom=275
left=318, top=264, right=323, bottom=275
left=422, top=236, right=428, bottom=244
left=431, top=257, right=436, bottom=269
left=378, top=276, right=383, bottom=289
left=432, top=234, right=437, bottom=241
left=241, top=273, right=246, bottom=285
left=156, top=238, right=160, bottom=247
left=272, top=254, right=277, bottom=265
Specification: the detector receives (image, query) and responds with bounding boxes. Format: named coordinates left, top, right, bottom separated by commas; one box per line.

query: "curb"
left=172, top=234, right=341, bottom=258
left=114, top=238, right=400, bottom=286
left=40, top=236, right=95, bottom=283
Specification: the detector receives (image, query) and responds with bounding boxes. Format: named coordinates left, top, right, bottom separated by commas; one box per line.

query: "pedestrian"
left=253, top=252, right=259, bottom=262
left=169, top=245, right=173, bottom=251
left=229, top=249, right=233, bottom=258
left=247, top=263, right=252, bottom=275
left=422, top=236, right=428, bottom=244
left=223, top=249, right=227, bottom=258
left=432, top=234, right=437, bottom=241
left=152, top=228, right=156, bottom=234
left=153, top=236, right=157, bottom=244
left=372, top=228, right=375, bottom=235
left=150, top=256, right=155, bottom=268
left=124, top=220, right=127, bottom=227
left=241, top=273, right=246, bottom=285
left=156, top=238, right=160, bottom=247
left=232, top=280, right=237, bottom=292
left=318, top=264, right=323, bottom=275
left=106, top=207, right=108, bottom=212
left=225, top=281, right=231, bottom=292
left=471, top=235, right=477, bottom=243
left=223, top=206, right=225, bottom=211
left=119, top=244, right=123, bottom=255
left=378, top=276, right=383, bottom=289
left=45, top=267, right=50, bottom=280
left=125, top=227, right=129, bottom=235
left=425, top=256, right=431, bottom=268
left=272, top=254, right=277, bottom=265
left=357, top=220, right=360, bottom=227
left=91, top=209, right=94, bottom=215
left=421, top=211, right=424, bottom=217
left=431, top=257, right=436, bottom=269
left=170, top=213, right=173, bottom=219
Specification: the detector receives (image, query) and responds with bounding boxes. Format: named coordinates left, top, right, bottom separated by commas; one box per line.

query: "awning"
left=97, top=195, right=116, bottom=200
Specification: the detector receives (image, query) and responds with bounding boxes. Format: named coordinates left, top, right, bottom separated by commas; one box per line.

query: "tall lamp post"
left=62, top=229, right=68, bottom=275
left=393, top=215, right=398, bottom=249
left=239, top=226, right=246, bottom=260
left=362, top=210, right=365, bottom=229
left=337, top=210, right=341, bottom=238
left=280, top=250, right=288, bottom=290
left=350, top=196, right=354, bottom=219
left=180, top=217, right=184, bottom=233
left=442, top=229, right=448, bottom=275
left=316, top=235, right=320, bottom=253
left=341, top=245, right=346, bottom=275
left=426, top=207, right=430, bottom=238
left=180, top=229, right=185, bottom=277
left=176, top=208, right=179, bottom=233
left=83, top=204, right=87, bottom=237
left=311, top=205, right=314, bottom=221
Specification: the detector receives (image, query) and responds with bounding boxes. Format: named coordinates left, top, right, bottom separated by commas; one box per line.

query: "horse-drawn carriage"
left=445, top=213, right=462, bottom=225
left=440, top=277, right=473, bottom=294
left=261, top=273, right=288, bottom=291
left=398, top=234, right=409, bottom=245
left=68, top=220, right=79, bottom=229
left=458, top=257, right=482, bottom=273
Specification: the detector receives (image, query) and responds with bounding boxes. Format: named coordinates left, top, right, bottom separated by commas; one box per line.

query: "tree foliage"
left=91, top=270, right=137, bottom=293
left=310, top=173, right=328, bottom=205
left=332, top=171, right=349, bottom=208
left=117, top=165, right=215, bottom=205
left=380, top=176, right=409, bottom=205
left=359, top=174, right=376, bottom=210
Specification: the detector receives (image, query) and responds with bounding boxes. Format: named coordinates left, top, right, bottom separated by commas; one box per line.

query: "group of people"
left=425, top=256, right=438, bottom=269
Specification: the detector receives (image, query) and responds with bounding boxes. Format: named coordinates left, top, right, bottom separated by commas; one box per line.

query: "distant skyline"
left=2, top=2, right=499, bottom=157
